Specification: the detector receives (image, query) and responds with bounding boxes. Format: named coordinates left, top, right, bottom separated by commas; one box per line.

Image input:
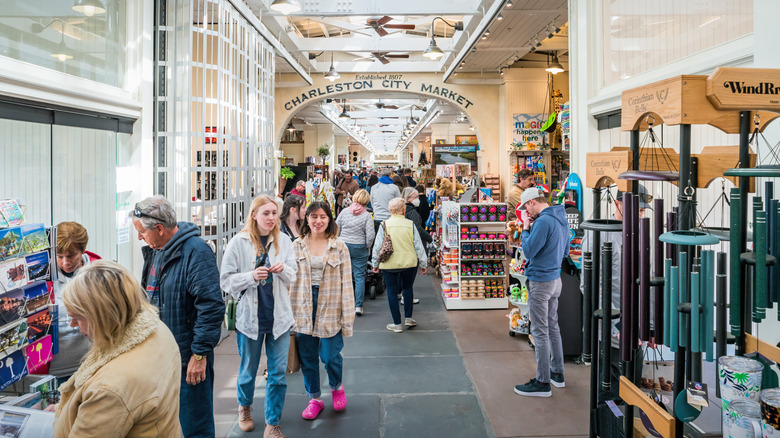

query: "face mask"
left=411, top=199, right=420, bottom=207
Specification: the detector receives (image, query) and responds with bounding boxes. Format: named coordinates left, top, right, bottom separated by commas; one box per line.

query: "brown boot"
left=264, top=424, right=286, bottom=438
left=238, top=405, right=254, bottom=432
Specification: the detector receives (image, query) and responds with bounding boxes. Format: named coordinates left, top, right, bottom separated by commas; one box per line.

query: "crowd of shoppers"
left=48, top=166, right=431, bottom=437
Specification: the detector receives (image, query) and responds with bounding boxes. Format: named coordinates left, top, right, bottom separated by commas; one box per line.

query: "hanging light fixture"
left=324, top=53, right=340, bottom=81
left=286, top=121, right=295, bottom=132
left=546, top=52, right=565, bottom=74
left=496, top=13, right=504, bottom=20
left=270, top=0, right=301, bottom=15
left=338, top=101, right=350, bottom=119
left=505, top=0, right=513, bottom=7
left=422, top=17, right=463, bottom=60
left=51, top=33, right=74, bottom=62
left=72, top=0, right=105, bottom=16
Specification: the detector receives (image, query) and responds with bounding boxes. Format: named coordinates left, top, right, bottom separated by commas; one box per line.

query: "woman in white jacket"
left=220, top=195, right=297, bottom=438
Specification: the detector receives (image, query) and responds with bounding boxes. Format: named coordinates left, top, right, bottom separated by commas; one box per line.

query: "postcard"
left=0, top=228, right=22, bottom=261
left=0, top=259, right=28, bottom=292
left=0, top=213, right=7, bottom=229
left=0, top=201, right=24, bottom=227
left=22, top=283, right=48, bottom=314
left=0, top=350, right=27, bottom=391
left=0, top=320, right=28, bottom=360
left=26, top=309, right=50, bottom=344
left=0, top=289, right=25, bottom=327
left=20, top=224, right=48, bottom=254
left=25, top=336, right=52, bottom=374
left=24, top=252, right=49, bottom=283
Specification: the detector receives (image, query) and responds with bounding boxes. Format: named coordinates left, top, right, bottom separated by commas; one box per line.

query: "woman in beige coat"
left=52, top=260, right=182, bottom=438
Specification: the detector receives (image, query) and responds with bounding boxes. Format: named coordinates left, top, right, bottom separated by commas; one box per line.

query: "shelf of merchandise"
left=440, top=201, right=509, bottom=310
left=508, top=149, right=570, bottom=195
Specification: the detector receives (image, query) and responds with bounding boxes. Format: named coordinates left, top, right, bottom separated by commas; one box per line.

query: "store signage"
left=585, top=151, right=631, bottom=190
left=706, top=67, right=780, bottom=110
left=282, top=76, right=475, bottom=111
left=511, top=114, right=545, bottom=147
left=436, top=146, right=476, bottom=153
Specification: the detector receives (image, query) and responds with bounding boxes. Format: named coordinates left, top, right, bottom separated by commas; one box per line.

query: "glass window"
left=601, top=0, right=753, bottom=86
left=0, top=1, right=127, bottom=88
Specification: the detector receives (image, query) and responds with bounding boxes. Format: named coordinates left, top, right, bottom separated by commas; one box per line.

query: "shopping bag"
left=287, top=332, right=301, bottom=373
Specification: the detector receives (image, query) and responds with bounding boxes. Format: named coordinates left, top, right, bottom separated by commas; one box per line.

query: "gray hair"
left=388, top=197, right=406, bottom=215
left=401, top=187, right=418, bottom=202
left=380, top=168, right=392, bottom=176
left=130, top=195, right=177, bottom=229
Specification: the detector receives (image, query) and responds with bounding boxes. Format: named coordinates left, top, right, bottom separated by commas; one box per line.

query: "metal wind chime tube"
left=631, top=193, right=640, bottom=352
left=670, top=264, right=679, bottom=353
left=667, top=210, right=678, bottom=266
left=653, top=199, right=665, bottom=344
left=729, top=188, right=742, bottom=335
left=691, top=262, right=701, bottom=353
left=663, top=258, right=672, bottom=346
left=715, top=252, right=728, bottom=360
left=601, top=242, right=613, bottom=393
left=755, top=209, right=768, bottom=323
left=679, top=251, right=689, bottom=349
left=639, top=217, right=651, bottom=341
left=702, top=250, right=715, bottom=362
left=776, top=203, right=780, bottom=320
left=582, top=252, right=593, bottom=364
left=770, top=197, right=779, bottom=305
left=621, top=194, right=634, bottom=361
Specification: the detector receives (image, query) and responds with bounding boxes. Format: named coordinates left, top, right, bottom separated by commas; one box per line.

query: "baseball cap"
left=616, top=184, right=653, bottom=209
left=518, top=187, right=546, bottom=211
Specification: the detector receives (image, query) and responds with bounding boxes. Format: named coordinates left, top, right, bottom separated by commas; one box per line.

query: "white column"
left=412, top=142, right=419, bottom=168
left=754, top=0, right=780, bottom=67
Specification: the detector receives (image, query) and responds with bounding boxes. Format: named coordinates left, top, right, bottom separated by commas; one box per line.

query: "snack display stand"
left=439, top=201, right=508, bottom=310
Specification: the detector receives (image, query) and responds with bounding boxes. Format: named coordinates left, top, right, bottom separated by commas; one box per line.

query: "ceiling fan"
left=354, top=52, right=410, bottom=65
left=375, top=100, right=398, bottom=110
left=365, top=16, right=415, bottom=37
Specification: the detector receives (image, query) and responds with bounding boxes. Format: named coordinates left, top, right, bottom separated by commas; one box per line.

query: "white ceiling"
left=245, top=0, right=569, bottom=153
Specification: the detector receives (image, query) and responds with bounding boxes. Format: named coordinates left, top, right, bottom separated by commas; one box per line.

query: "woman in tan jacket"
left=52, top=260, right=182, bottom=438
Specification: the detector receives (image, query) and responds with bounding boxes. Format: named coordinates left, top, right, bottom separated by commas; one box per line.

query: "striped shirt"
left=290, top=236, right=356, bottom=338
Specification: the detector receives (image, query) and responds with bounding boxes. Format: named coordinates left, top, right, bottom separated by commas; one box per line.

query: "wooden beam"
left=619, top=376, right=675, bottom=438
left=745, top=333, right=780, bottom=364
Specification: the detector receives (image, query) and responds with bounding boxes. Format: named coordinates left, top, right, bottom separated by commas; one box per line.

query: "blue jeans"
left=382, top=268, right=417, bottom=325
left=236, top=330, right=290, bottom=426
left=346, top=243, right=369, bottom=308
left=527, top=278, right=564, bottom=384
left=180, top=353, right=215, bottom=438
left=296, top=286, right=344, bottom=398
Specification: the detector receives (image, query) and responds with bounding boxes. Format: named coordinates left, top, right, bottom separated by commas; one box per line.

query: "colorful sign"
left=512, top=114, right=546, bottom=148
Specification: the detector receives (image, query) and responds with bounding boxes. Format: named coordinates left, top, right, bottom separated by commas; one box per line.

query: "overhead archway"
left=274, top=73, right=501, bottom=173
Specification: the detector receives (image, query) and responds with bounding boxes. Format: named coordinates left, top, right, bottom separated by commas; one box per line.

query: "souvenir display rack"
left=0, top=199, right=57, bottom=395
left=439, top=201, right=508, bottom=310
left=509, top=149, right=570, bottom=195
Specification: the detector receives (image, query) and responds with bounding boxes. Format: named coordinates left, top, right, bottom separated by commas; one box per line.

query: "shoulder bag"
left=225, top=251, right=268, bottom=331
left=377, top=221, right=394, bottom=263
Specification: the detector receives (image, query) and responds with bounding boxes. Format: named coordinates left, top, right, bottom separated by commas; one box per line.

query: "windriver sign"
left=706, top=67, right=780, bottom=110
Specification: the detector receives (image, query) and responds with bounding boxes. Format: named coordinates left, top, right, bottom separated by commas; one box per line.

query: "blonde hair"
left=241, top=195, right=281, bottom=256
left=56, top=221, right=89, bottom=254
left=62, top=260, right=156, bottom=352
left=388, top=198, right=406, bottom=215
left=352, top=189, right=370, bottom=206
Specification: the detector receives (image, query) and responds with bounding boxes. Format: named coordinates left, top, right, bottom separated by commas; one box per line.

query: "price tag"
left=686, top=381, right=709, bottom=409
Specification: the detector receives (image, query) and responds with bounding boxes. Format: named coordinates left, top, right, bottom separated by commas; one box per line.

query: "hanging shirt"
left=256, top=236, right=275, bottom=334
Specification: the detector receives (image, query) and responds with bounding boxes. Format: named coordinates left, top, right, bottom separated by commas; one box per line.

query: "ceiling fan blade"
left=375, top=27, right=388, bottom=37
left=384, top=54, right=409, bottom=58
left=376, top=16, right=393, bottom=26
left=383, top=105, right=399, bottom=109
left=383, top=24, right=415, bottom=30
left=377, top=55, right=390, bottom=65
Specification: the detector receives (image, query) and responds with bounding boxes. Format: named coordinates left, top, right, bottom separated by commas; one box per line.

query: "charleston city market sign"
left=282, top=74, right=476, bottom=112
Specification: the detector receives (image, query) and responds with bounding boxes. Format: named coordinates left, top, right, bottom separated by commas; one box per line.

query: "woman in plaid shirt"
left=289, top=201, right=355, bottom=421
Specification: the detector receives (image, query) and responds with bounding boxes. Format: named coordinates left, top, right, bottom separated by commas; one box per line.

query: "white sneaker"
left=404, top=318, right=417, bottom=327
left=386, top=323, right=403, bottom=333
left=400, top=298, right=420, bottom=305
left=355, top=307, right=363, bottom=316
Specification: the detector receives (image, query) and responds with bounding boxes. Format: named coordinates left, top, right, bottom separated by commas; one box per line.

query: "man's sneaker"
left=514, top=378, right=552, bottom=397
left=386, top=323, right=403, bottom=333
left=355, top=307, right=363, bottom=316
left=400, top=298, right=420, bottom=305
left=238, top=405, right=254, bottom=432
left=404, top=318, right=417, bottom=327
left=550, top=371, right=565, bottom=388
left=264, top=424, right=286, bottom=438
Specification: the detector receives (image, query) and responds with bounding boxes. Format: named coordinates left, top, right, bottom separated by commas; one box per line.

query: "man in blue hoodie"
left=132, top=195, right=225, bottom=437
left=514, top=187, right=570, bottom=397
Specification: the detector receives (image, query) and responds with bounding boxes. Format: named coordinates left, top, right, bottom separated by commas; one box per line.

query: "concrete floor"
left=213, top=274, right=590, bottom=438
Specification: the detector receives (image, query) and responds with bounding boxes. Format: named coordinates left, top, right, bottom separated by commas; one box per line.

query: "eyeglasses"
left=638, top=193, right=653, bottom=204
left=133, top=204, right=166, bottom=223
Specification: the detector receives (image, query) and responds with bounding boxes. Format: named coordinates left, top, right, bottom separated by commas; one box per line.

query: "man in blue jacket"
left=132, top=196, right=225, bottom=437
left=514, top=187, right=570, bottom=397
